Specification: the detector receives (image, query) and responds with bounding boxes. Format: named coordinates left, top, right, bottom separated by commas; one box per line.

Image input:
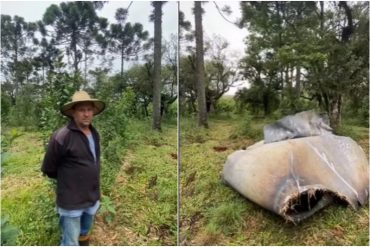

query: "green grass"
left=1, top=115, right=367, bottom=245
left=180, top=115, right=369, bottom=245
left=1, top=131, right=59, bottom=245
left=1, top=119, right=177, bottom=246
left=89, top=118, right=177, bottom=245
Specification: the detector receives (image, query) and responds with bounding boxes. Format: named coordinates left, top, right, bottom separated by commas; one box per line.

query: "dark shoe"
left=79, top=235, right=89, bottom=246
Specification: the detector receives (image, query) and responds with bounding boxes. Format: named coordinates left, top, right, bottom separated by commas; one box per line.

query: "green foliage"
left=95, top=88, right=136, bottom=194
left=1, top=131, right=59, bottom=245
left=100, top=195, right=116, bottom=224
left=39, top=72, right=76, bottom=142
left=166, top=101, right=177, bottom=119
left=1, top=128, right=24, bottom=149
left=234, top=85, right=280, bottom=116
left=342, top=95, right=369, bottom=127
left=277, top=96, right=319, bottom=117
left=1, top=128, right=25, bottom=175
left=112, top=120, right=177, bottom=245
left=2, top=184, right=60, bottom=245
left=215, top=97, right=235, bottom=115
left=1, top=91, right=12, bottom=122
left=1, top=14, right=37, bottom=88
left=334, top=123, right=368, bottom=142
left=7, top=85, right=41, bottom=130
left=108, top=13, right=149, bottom=75
left=1, top=215, right=19, bottom=246
left=43, top=2, right=108, bottom=75
left=237, top=111, right=262, bottom=140
left=96, top=88, right=133, bottom=158
left=238, top=2, right=369, bottom=127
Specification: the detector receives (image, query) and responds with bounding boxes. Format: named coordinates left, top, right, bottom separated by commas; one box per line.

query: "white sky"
left=179, top=1, right=249, bottom=95
left=0, top=1, right=178, bottom=74
left=1, top=1, right=250, bottom=94
left=0, top=1, right=177, bottom=40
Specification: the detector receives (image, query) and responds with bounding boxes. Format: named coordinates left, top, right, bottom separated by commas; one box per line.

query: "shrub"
left=1, top=215, right=19, bottom=246
left=215, top=97, right=235, bottom=115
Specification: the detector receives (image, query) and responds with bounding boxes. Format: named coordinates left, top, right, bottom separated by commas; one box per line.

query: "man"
left=42, top=90, right=105, bottom=246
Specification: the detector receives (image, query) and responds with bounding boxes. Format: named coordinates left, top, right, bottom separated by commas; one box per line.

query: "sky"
left=0, top=1, right=177, bottom=41
left=0, top=1, right=178, bottom=73
left=179, top=1, right=249, bottom=95
left=1, top=1, right=249, bottom=94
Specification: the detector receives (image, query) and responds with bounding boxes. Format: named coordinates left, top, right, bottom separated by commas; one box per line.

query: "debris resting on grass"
left=223, top=111, right=369, bottom=223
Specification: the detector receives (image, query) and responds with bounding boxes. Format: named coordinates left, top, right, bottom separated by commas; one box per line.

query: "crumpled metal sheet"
left=264, top=110, right=332, bottom=143
left=223, top=111, right=369, bottom=223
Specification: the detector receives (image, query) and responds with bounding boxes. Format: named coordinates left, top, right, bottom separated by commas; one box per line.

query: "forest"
left=1, top=1, right=369, bottom=246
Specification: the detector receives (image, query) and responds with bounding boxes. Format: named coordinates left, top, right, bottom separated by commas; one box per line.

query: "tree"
left=179, top=54, right=197, bottom=113
left=126, top=63, right=154, bottom=117
left=1, top=15, right=37, bottom=102
left=108, top=8, right=149, bottom=79
left=194, top=1, right=208, bottom=128
left=151, top=1, right=164, bottom=131
left=161, top=35, right=178, bottom=117
left=43, top=2, right=107, bottom=83
left=204, top=35, right=239, bottom=112
left=33, top=37, right=61, bottom=84
left=238, top=1, right=369, bottom=127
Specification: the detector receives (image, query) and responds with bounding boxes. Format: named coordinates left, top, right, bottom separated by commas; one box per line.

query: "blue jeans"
left=59, top=213, right=94, bottom=246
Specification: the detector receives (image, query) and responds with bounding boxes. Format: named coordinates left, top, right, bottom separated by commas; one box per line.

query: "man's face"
left=72, top=102, right=95, bottom=128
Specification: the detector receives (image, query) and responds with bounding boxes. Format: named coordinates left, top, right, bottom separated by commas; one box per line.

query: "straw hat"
left=61, top=90, right=105, bottom=118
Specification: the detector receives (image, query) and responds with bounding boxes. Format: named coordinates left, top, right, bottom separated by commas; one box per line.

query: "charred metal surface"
left=223, top=111, right=369, bottom=223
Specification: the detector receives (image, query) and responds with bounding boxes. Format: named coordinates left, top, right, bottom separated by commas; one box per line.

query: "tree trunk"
left=14, top=42, right=19, bottom=101
left=326, top=1, right=353, bottom=129
left=84, top=55, right=88, bottom=82
left=194, top=1, right=208, bottom=128
left=152, top=2, right=163, bottom=131
left=295, top=65, right=301, bottom=96
left=72, top=44, right=78, bottom=77
left=328, top=96, right=342, bottom=129
left=121, top=45, right=124, bottom=79
left=320, top=2, right=324, bottom=33
left=42, top=65, right=45, bottom=85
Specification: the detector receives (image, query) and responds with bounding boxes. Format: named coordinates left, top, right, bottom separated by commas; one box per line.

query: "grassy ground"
left=1, top=119, right=177, bottom=245
left=1, top=130, right=59, bottom=245
left=179, top=114, right=369, bottom=246
left=90, top=119, right=177, bottom=245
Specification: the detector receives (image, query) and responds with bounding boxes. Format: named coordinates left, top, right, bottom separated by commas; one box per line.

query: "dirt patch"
left=90, top=152, right=136, bottom=245
left=170, top=153, right=177, bottom=160
left=1, top=174, right=43, bottom=195
left=90, top=216, right=137, bottom=245
left=191, top=230, right=221, bottom=246
left=117, top=151, right=135, bottom=178
left=213, top=146, right=228, bottom=152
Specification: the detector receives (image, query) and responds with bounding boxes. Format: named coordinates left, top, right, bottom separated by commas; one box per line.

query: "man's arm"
left=41, top=133, right=61, bottom=179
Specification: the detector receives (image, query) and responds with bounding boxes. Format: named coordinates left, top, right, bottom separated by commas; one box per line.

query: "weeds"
left=1, top=215, right=19, bottom=246
left=100, top=195, right=116, bottom=224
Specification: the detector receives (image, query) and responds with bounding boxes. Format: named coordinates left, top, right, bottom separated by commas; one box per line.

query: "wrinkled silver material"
left=264, top=110, right=332, bottom=143
left=223, top=111, right=369, bottom=223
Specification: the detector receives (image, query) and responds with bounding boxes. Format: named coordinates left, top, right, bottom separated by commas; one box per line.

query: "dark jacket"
left=41, top=120, right=101, bottom=210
